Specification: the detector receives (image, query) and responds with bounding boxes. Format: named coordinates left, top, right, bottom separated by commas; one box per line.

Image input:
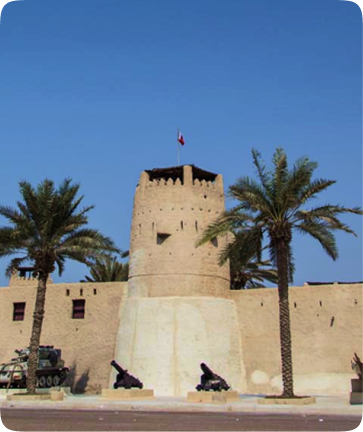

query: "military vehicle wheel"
left=38, top=376, right=46, bottom=388
left=46, top=375, right=53, bottom=388
left=19, top=377, right=27, bottom=388
left=52, top=375, right=60, bottom=387
left=59, top=371, right=66, bottom=383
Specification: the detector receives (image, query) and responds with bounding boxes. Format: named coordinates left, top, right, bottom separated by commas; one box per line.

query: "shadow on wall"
left=65, top=363, right=93, bottom=394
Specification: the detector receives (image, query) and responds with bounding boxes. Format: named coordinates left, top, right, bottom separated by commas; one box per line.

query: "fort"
left=0, top=165, right=361, bottom=396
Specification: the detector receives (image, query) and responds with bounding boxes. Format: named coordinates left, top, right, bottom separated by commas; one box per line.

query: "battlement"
left=146, top=177, right=219, bottom=189
left=145, top=165, right=218, bottom=184
left=139, top=165, right=223, bottom=194
left=9, top=267, right=53, bottom=286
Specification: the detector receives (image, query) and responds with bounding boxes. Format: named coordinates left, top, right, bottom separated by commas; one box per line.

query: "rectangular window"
left=72, top=299, right=85, bottom=319
left=157, top=232, right=170, bottom=245
left=13, top=302, right=26, bottom=321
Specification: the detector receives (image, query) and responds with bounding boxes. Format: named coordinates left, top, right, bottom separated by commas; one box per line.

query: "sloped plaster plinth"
left=111, top=297, right=246, bottom=397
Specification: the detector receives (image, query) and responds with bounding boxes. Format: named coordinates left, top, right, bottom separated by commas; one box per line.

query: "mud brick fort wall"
left=0, top=165, right=361, bottom=396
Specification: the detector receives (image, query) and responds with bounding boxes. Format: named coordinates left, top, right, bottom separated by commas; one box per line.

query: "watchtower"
left=128, top=165, right=230, bottom=298
left=9, top=266, right=53, bottom=286
left=112, top=165, right=245, bottom=396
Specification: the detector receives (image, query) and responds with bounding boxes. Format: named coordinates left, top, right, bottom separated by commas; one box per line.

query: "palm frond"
left=281, top=157, right=318, bottom=211
left=251, top=148, right=273, bottom=199
left=229, top=177, right=273, bottom=215
left=5, top=256, right=29, bottom=278
left=83, top=255, right=129, bottom=282
left=271, top=148, right=288, bottom=204
left=295, top=179, right=336, bottom=206
left=296, top=221, right=338, bottom=260
left=217, top=225, right=264, bottom=265
left=195, top=209, right=251, bottom=247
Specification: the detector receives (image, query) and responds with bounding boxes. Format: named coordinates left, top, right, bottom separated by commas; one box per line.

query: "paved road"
left=0, top=409, right=361, bottom=431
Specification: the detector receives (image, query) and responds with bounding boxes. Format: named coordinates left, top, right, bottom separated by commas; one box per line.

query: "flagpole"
left=177, top=127, right=180, bottom=166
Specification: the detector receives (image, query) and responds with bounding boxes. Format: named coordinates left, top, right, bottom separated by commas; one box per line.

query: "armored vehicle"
left=0, top=345, right=69, bottom=388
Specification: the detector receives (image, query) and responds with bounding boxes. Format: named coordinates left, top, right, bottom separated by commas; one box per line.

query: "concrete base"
left=187, top=391, right=239, bottom=404
left=0, top=386, right=71, bottom=396
left=6, top=389, right=65, bottom=402
left=258, top=396, right=316, bottom=405
left=50, top=390, right=64, bottom=401
left=350, top=392, right=363, bottom=405
left=101, top=389, right=154, bottom=400
left=7, top=393, right=52, bottom=401
left=351, top=379, right=363, bottom=393
left=349, top=379, right=363, bottom=404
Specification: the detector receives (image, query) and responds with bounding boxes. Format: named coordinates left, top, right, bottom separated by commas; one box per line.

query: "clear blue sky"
left=0, top=0, right=362, bottom=287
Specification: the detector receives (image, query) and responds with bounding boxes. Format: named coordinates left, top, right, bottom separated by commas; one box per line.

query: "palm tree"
left=230, top=243, right=278, bottom=289
left=0, top=179, right=118, bottom=394
left=81, top=254, right=129, bottom=282
left=197, top=148, right=362, bottom=398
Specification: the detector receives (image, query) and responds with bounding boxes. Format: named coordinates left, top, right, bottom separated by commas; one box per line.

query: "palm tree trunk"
left=26, top=273, right=48, bottom=394
left=276, top=239, right=294, bottom=398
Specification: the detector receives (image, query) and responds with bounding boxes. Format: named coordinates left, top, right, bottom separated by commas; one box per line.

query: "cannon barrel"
left=110, top=360, right=125, bottom=375
left=200, top=362, right=213, bottom=376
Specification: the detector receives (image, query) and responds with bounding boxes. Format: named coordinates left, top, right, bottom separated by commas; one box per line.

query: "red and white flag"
left=178, top=131, right=185, bottom=146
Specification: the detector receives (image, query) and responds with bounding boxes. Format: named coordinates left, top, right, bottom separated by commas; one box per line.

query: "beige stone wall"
left=0, top=281, right=128, bottom=393
left=128, top=165, right=230, bottom=298
left=0, top=280, right=361, bottom=395
left=231, top=283, right=362, bottom=395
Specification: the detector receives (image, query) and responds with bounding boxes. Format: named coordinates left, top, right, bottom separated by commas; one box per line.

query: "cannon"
left=352, top=353, right=363, bottom=381
left=110, top=360, right=143, bottom=389
left=196, top=363, right=230, bottom=392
